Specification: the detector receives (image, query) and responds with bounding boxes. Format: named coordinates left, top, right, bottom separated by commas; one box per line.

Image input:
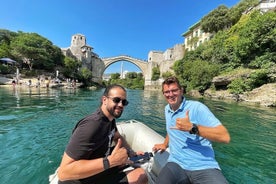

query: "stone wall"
left=145, top=44, right=185, bottom=88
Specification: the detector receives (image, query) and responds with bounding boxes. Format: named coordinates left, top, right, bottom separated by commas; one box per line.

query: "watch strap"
left=103, top=156, right=110, bottom=170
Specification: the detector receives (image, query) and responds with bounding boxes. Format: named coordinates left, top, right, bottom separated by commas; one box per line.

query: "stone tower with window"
left=61, top=34, right=105, bottom=84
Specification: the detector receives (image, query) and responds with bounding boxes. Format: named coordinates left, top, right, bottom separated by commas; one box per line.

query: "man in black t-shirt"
left=57, top=84, right=148, bottom=184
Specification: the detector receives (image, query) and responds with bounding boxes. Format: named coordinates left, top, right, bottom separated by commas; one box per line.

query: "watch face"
left=190, top=124, right=199, bottom=134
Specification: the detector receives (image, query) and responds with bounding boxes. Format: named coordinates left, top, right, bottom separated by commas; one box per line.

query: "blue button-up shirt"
left=165, top=98, right=221, bottom=170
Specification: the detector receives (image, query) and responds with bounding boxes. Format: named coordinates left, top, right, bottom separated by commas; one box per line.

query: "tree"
left=63, top=56, right=81, bottom=78
left=10, top=32, right=63, bottom=70
left=0, top=29, right=17, bottom=58
left=125, top=72, right=137, bottom=79
left=174, top=59, right=220, bottom=92
left=162, top=71, right=174, bottom=79
left=78, top=67, right=93, bottom=86
left=151, top=66, right=160, bottom=81
left=111, top=73, right=120, bottom=80
left=228, top=0, right=259, bottom=25
left=201, top=5, right=231, bottom=33
left=231, top=11, right=276, bottom=66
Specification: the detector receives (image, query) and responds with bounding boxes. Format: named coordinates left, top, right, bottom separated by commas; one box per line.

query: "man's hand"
left=109, top=138, right=130, bottom=166
left=170, top=110, right=193, bottom=132
left=152, top=143, right=167, bottom=153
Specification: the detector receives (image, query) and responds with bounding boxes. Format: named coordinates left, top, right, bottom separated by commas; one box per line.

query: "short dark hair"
left=103, top=84, right=126, bottom=97
left=162, top=76, right=182, bottom=92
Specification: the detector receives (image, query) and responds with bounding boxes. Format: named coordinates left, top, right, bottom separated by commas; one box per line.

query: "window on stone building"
left=200, top=30, right=203, bottom=36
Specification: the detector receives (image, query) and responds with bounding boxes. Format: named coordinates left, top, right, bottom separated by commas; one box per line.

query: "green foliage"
left=0, top=29, right=18, bottom=58
left=62, top=56, right=81, bottom=78
left=249, top=52, right=276, bottom=69
left=107, top=72, right=144, bottom=89
left=64, top=56, right=80, bottom=69
left=227, top=69, right=268, bottom=94
left=78, top=67, right=93, bottom=86
left=201, top=5, right=230, bottom=33
left=125, top=72, right=137, bottom=79
left=0, top=64, right=14, bottom=74
left=248, top=69, right=268, bottom=88
left=111, top=73, right=120, bottom=80
left=10, top=32, right=63, bottom=70
left=228, top=0, right=259, bottom=25
left=151, top=66, right=160, bottom=81
left=232, top=11, right=276, bottom=65
left=162, top=71, right=174, bottom=79
left=0, top=42, right=11, bottom=58
left=187, top=36, right=199, bottom=46
left=228, top=78, right=251, bottom=94
left=174, top=59, right=220, bottom=92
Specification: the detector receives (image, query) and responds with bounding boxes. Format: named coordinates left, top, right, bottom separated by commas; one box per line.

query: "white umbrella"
left=0, top=57, right=17, bottom=64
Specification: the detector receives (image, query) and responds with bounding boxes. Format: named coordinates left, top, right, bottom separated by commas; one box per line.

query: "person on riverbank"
left=45, top=77, right=50, bottom=88
left=152, top=76, right=230, bottom=184
left=57, top=84, right=148, bottom=184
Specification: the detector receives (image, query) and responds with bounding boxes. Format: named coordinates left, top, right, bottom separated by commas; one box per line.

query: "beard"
left=107, top=106, right=123, bottom=118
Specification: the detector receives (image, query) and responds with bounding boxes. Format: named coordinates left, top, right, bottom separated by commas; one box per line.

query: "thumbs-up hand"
left=170, top=110, right=193, bottom=132
left=109, top=138, right=129, bottom=166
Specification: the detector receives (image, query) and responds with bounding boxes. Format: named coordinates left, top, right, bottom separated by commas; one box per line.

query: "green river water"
left=0, top=86, right=275, bottom=184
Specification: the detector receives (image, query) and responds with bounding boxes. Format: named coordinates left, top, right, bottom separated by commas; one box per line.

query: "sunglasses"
left=108, top=96, right=129, bottom=106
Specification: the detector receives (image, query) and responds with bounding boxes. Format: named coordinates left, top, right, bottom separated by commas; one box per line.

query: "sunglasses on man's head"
left=108, top=96, right=129, bottom=106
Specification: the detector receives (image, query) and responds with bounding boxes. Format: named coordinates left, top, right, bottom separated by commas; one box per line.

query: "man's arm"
left=196, top=124, right=230, bottom=143
left=173, top=111, right=231, bottom=143
left=58, top=139, right=128, bottom=181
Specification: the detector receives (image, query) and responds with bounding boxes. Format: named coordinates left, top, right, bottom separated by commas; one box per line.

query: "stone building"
left=147, top=44, right=185, bottom=77
left=61, top=34, right=105, bottom=83
left=145, top=44, right=185, bottom=89
left=182, top=22, right=212, bottom=51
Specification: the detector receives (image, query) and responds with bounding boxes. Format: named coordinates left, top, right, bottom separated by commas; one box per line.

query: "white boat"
left=49, top=119, right=170, bottom=184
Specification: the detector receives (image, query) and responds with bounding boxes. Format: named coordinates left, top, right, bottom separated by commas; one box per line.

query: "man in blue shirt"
left=153, top=76, right=230, bottom=184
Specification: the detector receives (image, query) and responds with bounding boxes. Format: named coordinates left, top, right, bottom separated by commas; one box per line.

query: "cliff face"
left=203, top=83, right=276, bottom=107
left=241, top=83, right=276, bottom=107
left=204, top=69, right=276, bottom=107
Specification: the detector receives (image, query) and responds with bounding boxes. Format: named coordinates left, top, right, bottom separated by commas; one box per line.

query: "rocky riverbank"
left=0, top=76, right=81, bottom=89
left=1, top=76, right=275, bottom=107
left=202, top=83, right=276, bottom=107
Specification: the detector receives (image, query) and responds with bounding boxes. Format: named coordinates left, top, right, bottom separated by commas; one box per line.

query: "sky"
left=1, top=0, right=241, bottom=73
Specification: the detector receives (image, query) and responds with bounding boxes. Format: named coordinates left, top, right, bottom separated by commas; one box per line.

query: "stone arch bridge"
left=101, top=55, right=151, bottom=82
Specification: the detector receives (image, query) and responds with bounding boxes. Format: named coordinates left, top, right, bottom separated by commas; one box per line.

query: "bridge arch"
left=102, top=55, right=148, bottom=77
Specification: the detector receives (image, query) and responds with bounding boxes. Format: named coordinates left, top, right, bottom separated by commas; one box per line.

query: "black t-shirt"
left=66, top=108, right=117, bottom=160
left=59, top=109, right=129, bottom=184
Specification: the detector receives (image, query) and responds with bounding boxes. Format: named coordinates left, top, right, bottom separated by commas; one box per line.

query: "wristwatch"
left=189, top=123, right=199, bottom=135
left=103, top=156, right=110, bottom=170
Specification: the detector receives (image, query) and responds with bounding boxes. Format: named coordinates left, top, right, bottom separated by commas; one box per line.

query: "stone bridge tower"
left=62, top=34, right=105, bottom=83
